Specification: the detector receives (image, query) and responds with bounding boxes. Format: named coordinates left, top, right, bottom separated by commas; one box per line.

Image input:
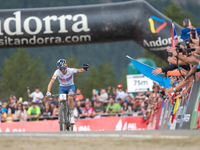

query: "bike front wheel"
left=59, top=104, right=66, bottom=131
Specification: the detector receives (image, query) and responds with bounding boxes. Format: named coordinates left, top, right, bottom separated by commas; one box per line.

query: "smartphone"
left=184, top=18, right=189, bottom=27
left=191, top=28, right=196, bottom=39
left=26, top=86, right=29, bottom=90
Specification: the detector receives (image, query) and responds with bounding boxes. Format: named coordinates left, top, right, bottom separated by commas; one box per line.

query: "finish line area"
left=1, top=130, right=200, bottom=150
left=0, top=130, right=200, bottom=139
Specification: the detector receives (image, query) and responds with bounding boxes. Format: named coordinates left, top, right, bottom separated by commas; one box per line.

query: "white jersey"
left=51, top=68, right=78, bottom=86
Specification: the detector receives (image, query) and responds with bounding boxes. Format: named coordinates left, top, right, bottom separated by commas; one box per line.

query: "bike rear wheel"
left=59, top=103, right=66, bottom=131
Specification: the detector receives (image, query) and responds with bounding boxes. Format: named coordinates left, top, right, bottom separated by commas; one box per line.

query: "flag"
left=171, top=98, right=179, bottom=123
left=171, top=22, right=179, bottom=48
left=126, top=55, right=171, bottom=88
left=171, top=92, right=176, bottom=105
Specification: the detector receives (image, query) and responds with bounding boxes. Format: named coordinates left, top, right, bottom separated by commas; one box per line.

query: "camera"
left=175, top=42, right=183, bottom=53
left=168, top=52, right=173, bottom=57
left=185, top=39, right=195, bottom=56
left=191, top=28, right=196, bottom=39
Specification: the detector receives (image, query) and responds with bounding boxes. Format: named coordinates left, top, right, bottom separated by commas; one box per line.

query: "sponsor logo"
left=148, top=16, right=167, bottom=33
left=143, top=36, right=182, bottom=51
left=0, top=11, right=91, bottom=46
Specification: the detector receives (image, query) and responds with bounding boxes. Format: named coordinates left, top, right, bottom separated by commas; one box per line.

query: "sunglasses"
left=60, top=67, right=66, bottom=71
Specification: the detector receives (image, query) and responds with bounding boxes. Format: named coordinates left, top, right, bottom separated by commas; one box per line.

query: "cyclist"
left=46, top=59, right=89, bottom=124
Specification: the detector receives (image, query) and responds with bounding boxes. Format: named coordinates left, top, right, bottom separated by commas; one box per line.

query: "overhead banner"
left=0, top=1, right=183, bottom=60
left=127, top=74, right=153, bottom=92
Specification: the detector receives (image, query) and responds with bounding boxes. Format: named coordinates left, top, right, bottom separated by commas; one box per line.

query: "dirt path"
left=1, top=137, right=200, bottom=150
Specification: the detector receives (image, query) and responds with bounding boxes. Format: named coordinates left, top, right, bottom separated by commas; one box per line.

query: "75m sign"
left=126, top=74, right=153, bottom=92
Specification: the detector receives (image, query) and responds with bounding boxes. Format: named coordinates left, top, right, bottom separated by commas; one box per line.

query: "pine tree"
left=0, top=49, right=47, bottom=101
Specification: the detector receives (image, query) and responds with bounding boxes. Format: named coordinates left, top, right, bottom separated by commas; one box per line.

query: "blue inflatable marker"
left=126, top=55, right=171, bottom=88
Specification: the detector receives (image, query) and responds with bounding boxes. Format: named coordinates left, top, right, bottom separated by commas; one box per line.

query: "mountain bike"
left=51, top=93, right=79, bottom=131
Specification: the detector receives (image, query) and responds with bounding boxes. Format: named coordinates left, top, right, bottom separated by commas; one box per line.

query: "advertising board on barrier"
left=126, top=74, right=153, bottom=92
left=0, top=116, right=148, bottom=132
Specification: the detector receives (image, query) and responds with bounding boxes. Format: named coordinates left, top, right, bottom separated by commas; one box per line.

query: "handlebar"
left=48, top=93, right=80, bottom=98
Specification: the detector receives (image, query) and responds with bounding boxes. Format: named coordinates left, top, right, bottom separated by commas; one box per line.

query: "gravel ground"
left=1, top=137, right=200, bottom=150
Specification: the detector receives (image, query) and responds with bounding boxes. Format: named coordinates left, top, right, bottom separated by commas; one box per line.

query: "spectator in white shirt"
left=114, top=84, right=126, bottom=102
left=97, top=87, right=108, bottom=103
left=27, top=86, right=44, bottom=102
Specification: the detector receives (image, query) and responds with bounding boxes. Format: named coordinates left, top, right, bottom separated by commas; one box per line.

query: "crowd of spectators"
left=0, top=82, right=165, bottom=124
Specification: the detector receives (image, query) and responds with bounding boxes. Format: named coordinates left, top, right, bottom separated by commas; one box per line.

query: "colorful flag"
left=171, top=98, right=179, bottom=123
left=171, top=22, right=179, bottom=48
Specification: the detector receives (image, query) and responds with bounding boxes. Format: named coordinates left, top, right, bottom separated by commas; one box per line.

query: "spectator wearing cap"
left=114, top=84, right=126, bottom=102
left=74, top=88, right=84, bottom=101
left=82, top=99, right=93, bottom=119
left=106, top=97, right=120, bottom=114
left=23, top=101, right=29, bottom=110
left=15, top=103, right=27, bottom=122
left=80, top=98, right=85, bottom=108
left=27, top=101, right=41, bottom=121
left=96, top=87, right=108, bottom=103
left=27, top=86, right=44, bottom=102
left=120, top=99, right=132, bottom=115
left=92, top=99, right=104, bottom=118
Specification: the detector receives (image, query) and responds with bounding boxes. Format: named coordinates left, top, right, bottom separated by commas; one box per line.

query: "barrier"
left=0, top=116, right=149, bottom=132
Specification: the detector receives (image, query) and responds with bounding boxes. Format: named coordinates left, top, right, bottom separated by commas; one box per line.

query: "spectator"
left=80, top=99, right=85, bottom=107
left=37, top=100, right=44, bottom=115
left=42, top=102, right=52, bottom=120
left=0, top=101, right=7, bottom=113
left=0, top=102, right=5, bottom=122
left=91, top=89, right=98, bottom=101
left=114, top=84, right=126, bottom=102
left=125, top=95, right=133, bottom=107
left=27, top=86, right=44, bottom=102
left=75, top=98, right=84, bottom=119
left=23, top=101, right=29, bottom=110
left=5, top=107, right=14, bottom=123
left=15, top=103, right=27, bottom=122
left=82, top=99, right=93, bottom=119
left=93, top=99, right=104, bottom=118
left=97, top=87, right=108, bottom=103
left=74, top=88, right=84, bottom=100
left=28, top=99, right=32, bottom=107
left=27, top=101, right=41, bottom=121
left=124, top=89, right=134, bottom=99
left=50, top=100, right=56, bottom=113
left=106, top=97, right=120, bottom=113
left=121, top=99, right=132, bottom=115
left=117, top=98, right=122, bottom=107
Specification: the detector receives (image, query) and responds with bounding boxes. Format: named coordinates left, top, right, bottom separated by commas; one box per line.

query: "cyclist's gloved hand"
left=83, top=63, right=89, bottom=71
left=46, top=92, right=51, bottom=96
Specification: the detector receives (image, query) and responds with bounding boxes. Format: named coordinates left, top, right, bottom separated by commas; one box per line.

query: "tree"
left=163, top=1, right=190, bottom=26
left=83, top=59, right=116, bottom=98
left=0, top=49, right=47, bottom=101
left=119, top=70, right=127, bottom=90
